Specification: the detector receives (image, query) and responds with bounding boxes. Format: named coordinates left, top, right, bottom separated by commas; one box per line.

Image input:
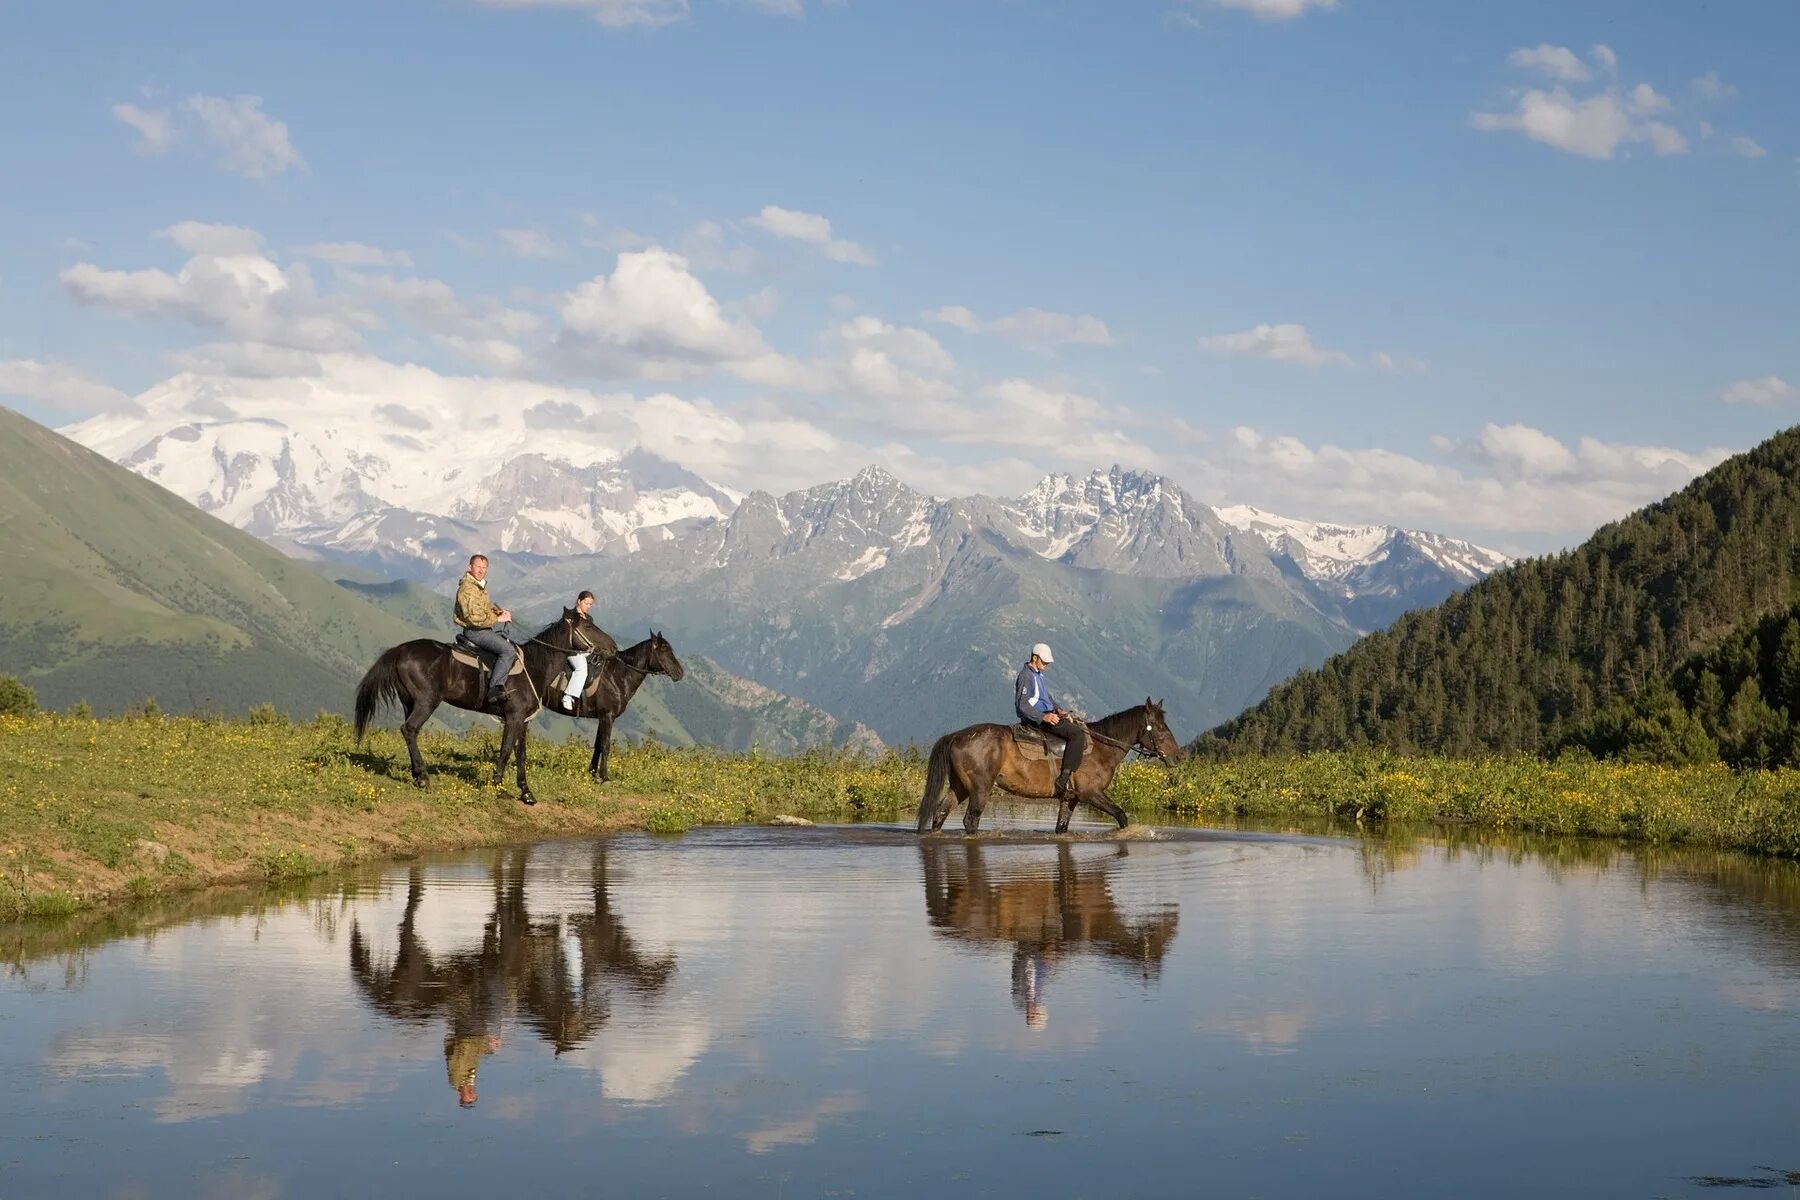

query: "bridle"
left=1073, top=710, right=1176, bottom=763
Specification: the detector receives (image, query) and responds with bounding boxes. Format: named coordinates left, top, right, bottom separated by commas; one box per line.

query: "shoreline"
left=6, top=711, right=1800, bottom=923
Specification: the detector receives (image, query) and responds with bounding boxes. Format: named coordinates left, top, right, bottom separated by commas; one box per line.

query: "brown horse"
left=353, top=608, right=616, bottom=805
left=915, top=699, right=1183, bottom=835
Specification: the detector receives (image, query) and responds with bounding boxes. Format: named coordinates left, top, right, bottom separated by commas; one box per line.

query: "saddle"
left=1011, top=722, right=1066, bottom=760
left=450, top=636, right=527, bottom=680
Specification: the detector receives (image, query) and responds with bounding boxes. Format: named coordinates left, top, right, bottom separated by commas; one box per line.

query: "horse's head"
left=564, top=606, right=619, bottom=660
left=1135, top=698, right=1183, bottom=764
left=647, top=630, right=685, bottom=682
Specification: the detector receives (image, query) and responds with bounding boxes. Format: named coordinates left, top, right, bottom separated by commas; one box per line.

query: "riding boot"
left=1054, top=770, right=1074, bottom=799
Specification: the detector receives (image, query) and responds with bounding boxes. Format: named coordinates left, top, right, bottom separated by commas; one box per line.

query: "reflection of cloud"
left=49, top=1034, right=273, bottom=1123
left=1199, top=1010, right=1310, bottom=1054
left=566, top=998, right=712, bottom=1103
left=742, top=1091, right=865, bottom=1154
left=1720, top=980, right=1790, bottom=1013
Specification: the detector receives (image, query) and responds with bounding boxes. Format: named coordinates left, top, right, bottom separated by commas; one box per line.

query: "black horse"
left=566, top=632, right=685, bottom=781
left=353, top=607, right=615, bottom=805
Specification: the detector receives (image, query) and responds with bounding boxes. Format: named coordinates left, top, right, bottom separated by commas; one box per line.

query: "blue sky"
left=1, top=0, right=1795, bottom=551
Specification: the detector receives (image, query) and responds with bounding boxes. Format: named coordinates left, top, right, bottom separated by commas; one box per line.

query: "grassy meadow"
left=4, top=708, right=1799, bottom=920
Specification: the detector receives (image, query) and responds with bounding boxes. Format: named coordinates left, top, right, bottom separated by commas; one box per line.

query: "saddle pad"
left=1011, top=723, right=1058, bottom=759
left=449, top=645, right=527, bottom=677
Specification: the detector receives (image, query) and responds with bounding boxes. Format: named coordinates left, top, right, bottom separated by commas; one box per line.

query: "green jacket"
left=454, top=573, right=501, bottom=629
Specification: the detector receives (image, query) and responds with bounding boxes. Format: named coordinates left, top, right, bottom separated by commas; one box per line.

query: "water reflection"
left=919, top=840, right=1179, bottom=1028
left=348, top=845, right=675, bottom=1107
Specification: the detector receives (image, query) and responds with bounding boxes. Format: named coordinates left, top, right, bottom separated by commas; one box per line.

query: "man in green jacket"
left=455, top=554, right=515, bottom=705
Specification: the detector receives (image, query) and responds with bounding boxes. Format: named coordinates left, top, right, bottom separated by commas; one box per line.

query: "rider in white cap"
left=1015, top=641, right=1085, bottom=800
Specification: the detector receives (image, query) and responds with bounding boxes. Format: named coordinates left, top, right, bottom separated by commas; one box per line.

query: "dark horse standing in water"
left=916, top=699, right=1183, bottom=835
left=354, top=607, right=615, bottom=806
left=566, top=632, right=685, bottom=781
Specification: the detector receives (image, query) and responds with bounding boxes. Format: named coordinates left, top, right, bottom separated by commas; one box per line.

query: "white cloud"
left=473, top=0, right=691, bottom=29
left=554, top=247, right=769, bottom=379
left=924, top=305, right=1114, bottom=351
left=498, top=228, right=561, bottom=258
left=746, top=205, right=877, bottom=266
left=0, top=359, right=136, bottom=412
left=1199, top=322, right=1415, bottom=372
left=1727, top=135, right=1767, bottom=159
left=1473, top=49, right=1691, bottom=160
left=1194, top=0, right=1337, bottom=20
left=727, top=0, right=804, bottom=15
left=1692, top=70, right=1735, bottom=101
left=62, top=240, right=373, bottom=352
left=1507, top=44, right=1590, bottom=83
left=830, top=316, right=955, bottom=373
left=111, top=93, right=303, bottom=179
left=160, top=221, right=264, bottom=256
left=343, top=271, right=544, bottom=367
left=294, top=242, right=414, bottom=268
left=1718, top=376, right=1795, bottom=406
left=112, top=103, right=172, bottom=155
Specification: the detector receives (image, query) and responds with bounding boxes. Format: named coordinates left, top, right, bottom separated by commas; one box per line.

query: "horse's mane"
left=1089, top=704, right=1149, bottom=743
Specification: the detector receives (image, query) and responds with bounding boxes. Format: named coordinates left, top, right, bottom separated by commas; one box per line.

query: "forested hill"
left=1198, top=425, right=1800, bottom=757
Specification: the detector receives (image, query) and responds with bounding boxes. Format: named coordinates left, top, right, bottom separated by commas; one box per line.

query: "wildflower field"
left=4, top=709, right=1799, bottom=920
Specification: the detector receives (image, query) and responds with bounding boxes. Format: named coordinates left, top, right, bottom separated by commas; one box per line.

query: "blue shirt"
left=1015, top=665, right=1055, bottom=723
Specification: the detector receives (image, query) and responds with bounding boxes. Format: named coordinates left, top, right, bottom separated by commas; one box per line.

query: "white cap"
left=1031, top=642, right=1054, bottom=663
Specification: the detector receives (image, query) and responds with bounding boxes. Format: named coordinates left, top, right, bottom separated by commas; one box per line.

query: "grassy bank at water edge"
left=5, top=712, right=1800, bottom=920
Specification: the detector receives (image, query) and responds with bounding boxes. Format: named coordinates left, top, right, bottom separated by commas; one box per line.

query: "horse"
left=915, top=699, right=1183, bottom=835
left=353, top=607, right=616, bottom=806
left=566, top=632, right=685, bottom=781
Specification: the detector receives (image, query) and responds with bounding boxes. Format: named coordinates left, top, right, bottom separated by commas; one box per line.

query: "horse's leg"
left=493, top=719, right=517, bottom=789
left=1054, top=797, right=1076, bottom=835
left=932, top=767, right=967, bottom=832
left=588, top=713, right=606, bottom=779
left=514, top=716, right=535, bottom=807
left=401, top=693, right=437, bottom=787
left=962, top=782, right=989, bottom=835
left=593, top=715, right=615, bottom=783
left=1088, top=789, right=1130, bottom=830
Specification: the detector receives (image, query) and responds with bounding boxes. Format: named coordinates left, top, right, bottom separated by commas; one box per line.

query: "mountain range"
left=58, top=393, right=1509, bottom=748
left=1, top=408, right=875, bottom=753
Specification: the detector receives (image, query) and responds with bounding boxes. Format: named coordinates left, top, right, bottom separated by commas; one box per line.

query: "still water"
left=3, top=816, right=1799, bottom=1198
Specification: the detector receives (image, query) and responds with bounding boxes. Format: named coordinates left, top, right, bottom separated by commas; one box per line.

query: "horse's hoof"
left=412, top=776, right=428, bottom=790
left=519, top=793, right=537, bottom=807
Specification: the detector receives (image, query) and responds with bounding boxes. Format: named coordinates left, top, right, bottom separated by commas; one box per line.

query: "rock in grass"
left=768, top=815, right=815, bottom=827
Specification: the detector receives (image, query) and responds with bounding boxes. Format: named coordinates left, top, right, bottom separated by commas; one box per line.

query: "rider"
left=560, top=590, right=597, bottom=713
left=454, top=554, right=515, bottom=706
left=1015, top=641, right=1085, bottom=800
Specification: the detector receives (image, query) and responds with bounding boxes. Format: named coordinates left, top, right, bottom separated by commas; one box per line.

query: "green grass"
left=4, top=709, right=1800, bottom=921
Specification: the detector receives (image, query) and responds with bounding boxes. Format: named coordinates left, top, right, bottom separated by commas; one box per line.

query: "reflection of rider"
left=1011, top=945, right=1057, bottom=1030
left=560, top=590, right=596, bottom=713
left=446, top=1031, right=502, bottom=1109
left=455, top=553, right=516, bottom=706
left=1015, top=642, right=1085, bottom=800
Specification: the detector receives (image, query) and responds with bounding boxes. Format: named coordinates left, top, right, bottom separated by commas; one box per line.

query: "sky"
left=0, top=0, right=1796, bottom=553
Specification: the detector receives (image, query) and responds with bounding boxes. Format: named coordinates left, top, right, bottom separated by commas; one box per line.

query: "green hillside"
left=0, top=406, right=443, bottom=717
left=1201, top=424, right=1800, bottom=758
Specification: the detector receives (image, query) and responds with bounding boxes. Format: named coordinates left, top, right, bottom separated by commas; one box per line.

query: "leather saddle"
left=1011, top=722, right=1065, bottom=759
left=450, top=636, right=527, bottom=682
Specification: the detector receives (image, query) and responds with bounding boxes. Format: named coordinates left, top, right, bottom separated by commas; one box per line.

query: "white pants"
left=564, top=653, right=588, bottom=702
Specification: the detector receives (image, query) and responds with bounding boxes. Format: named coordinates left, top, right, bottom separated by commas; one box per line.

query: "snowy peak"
left=1001, top=466, right=1264, bottom=579
left=1213, top=504, right=1509, bottom=585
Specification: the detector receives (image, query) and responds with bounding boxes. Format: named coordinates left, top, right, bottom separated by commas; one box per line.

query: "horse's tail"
left=915, top=733, right=954, bottom=833
left=354, top=646, right=407, bottom=743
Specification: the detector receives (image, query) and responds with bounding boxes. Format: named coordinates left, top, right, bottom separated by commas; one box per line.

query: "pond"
left=3, top=814, right=1799, bottom=1198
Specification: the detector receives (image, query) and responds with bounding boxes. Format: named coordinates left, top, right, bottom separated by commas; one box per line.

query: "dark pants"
left=1032, top=719, right=1086, bottom=776
left=460, top=626, right=516, bottom=693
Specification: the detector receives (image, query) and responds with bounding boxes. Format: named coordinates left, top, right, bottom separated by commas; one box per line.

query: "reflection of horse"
left=916, top=701, right=1183, bottom=834
left=348, top=846, right=675, bottom=1104
left=919, top=840, right=1179, bottom=1026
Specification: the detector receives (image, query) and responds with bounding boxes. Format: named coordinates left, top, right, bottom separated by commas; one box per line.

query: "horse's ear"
left=1145, top=695, right=1153, bottom=708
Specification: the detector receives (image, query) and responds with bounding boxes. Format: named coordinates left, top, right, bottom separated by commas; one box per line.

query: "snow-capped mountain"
left=63, top=368, right=736, bottom=572
left=1213, top=504, right=1510, bottom=587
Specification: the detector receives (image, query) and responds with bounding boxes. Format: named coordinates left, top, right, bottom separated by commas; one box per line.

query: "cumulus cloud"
left=924, top=305, right=1113, bottom=351
left=62, top=242, right=374, bottom=353
left=498, top=228, right=561, bottom=259
left=1691, top=71, right=1735, bottom=101
left=112, top=93, right=303, bottom=179
left=1718, top=376, right=1795, bottom=406
left=1201, top=423, right=1728, bottom=546
left=553, top=247, right=770, bottom=379
left=1507, top=44, right=1590, bottom=83
left=1726, top=135, right=1767, bottom=159
left=295, top=242, right=413, bottom=268
left=746, top=205, right=877, bottom=266
left=1471, top=46, right=1692, bottom=160
left=1198, top=323, right=1416, bottom=372
left=0, top=359, right=137, bottom=413
left=1184, top=0, right=1337, bottom=20
left=472, top=0, right=691, bottom=29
